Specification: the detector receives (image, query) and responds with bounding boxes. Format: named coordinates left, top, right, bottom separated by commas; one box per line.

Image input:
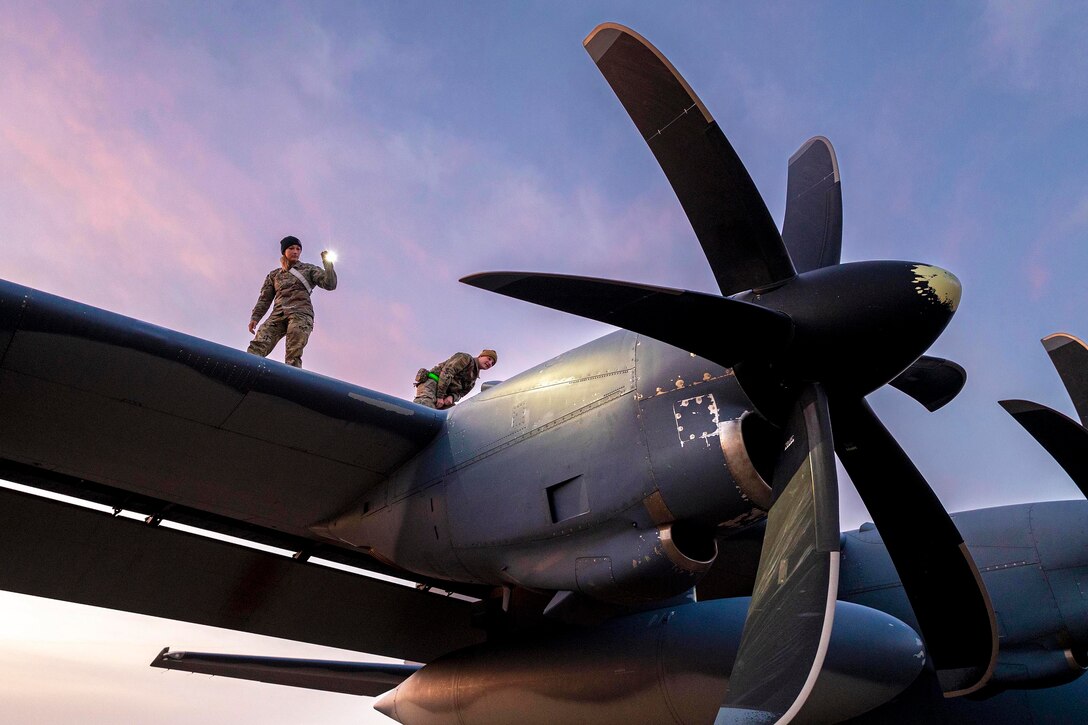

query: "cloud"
left=976, top=0, right=1053, bottom=91
left=973, top=1, right=1088, bottom=109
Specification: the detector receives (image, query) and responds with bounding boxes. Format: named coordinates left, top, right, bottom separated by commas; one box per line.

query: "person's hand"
left=248, top=320, right=257, bottom=334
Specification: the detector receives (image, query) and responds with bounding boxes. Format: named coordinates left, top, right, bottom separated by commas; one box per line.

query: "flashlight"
left=323, top=250, right=338, bottom=264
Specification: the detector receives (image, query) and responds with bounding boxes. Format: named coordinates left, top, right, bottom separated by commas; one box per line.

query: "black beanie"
left=280, top=235, right=302, bottom=255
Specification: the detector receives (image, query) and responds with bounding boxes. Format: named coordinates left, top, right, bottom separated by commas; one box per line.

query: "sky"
left=2, top=1, right=1088, bottom=722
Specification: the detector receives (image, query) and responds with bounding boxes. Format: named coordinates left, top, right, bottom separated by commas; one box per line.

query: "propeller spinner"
left=463, top=22, right=996, bottom=722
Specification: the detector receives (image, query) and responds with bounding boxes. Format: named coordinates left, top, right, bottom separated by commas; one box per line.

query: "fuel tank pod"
left=374, top=598, right=925, bottom=725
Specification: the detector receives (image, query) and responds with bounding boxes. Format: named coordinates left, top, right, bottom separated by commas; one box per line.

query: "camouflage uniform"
left=414, top=352, right=481, bottom=408
left=248, top=260, right=337, bottom=368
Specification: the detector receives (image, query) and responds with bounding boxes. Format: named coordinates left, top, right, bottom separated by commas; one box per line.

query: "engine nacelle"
left=562, top=520, right=717, bottom=605
left=374, top=599, right=925, bottom=725
left=991, top=645, right=1086, bottom=690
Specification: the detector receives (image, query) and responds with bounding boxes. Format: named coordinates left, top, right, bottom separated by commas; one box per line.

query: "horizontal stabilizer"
left=889, top=355, right=967, bottom=412
left=461, top=272, right=793, bottom=368
left=151, top=648, right=420, bottom=697
left=1000, top=399, right=1088, bottom=498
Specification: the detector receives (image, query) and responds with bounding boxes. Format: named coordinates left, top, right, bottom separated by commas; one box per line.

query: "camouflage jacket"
left=250, top=260, right=337, bottom=322
left=429, top=352, right=480, bottom=402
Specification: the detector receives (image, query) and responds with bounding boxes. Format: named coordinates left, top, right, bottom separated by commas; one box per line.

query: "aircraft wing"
left=0, top=484, right=483, bottom=663
left=0, top=278, right=485, bottom=661
left=0, top=278, right=440, bottom=540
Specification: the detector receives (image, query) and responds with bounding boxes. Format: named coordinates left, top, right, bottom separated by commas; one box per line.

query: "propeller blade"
left=1000, top=399, right=1088, bottom=498
left=584, top=23, right=795, bottom=295
left=889, top=355, right=967, bottom=412
left=461, top=271, right=793, bottom=367
left=1042, top=333, right=1088, bottom=426
left=830, top=396, right=997, bottom=696
left=782, top=136, right=842, bottom=273
left=720, top=383, right=839, bottom=723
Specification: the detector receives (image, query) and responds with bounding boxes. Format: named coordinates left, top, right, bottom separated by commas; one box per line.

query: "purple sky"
left=3, top=2, right=1088, bottom=722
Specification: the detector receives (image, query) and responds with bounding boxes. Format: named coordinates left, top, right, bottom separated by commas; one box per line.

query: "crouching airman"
left=414, top=349, right=497, bottom=409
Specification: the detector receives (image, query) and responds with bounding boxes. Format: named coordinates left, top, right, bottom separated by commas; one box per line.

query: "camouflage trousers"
left=413, top=376, right=438, bottom=408
left=247, top=313, right=313, bottom=368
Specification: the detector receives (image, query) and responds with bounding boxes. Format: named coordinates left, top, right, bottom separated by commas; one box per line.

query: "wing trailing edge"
left=0, top=486, right=483, bottom=662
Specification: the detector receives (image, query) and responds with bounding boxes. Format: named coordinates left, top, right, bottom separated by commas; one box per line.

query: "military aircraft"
left=1, top=22, right=1086, bottom=724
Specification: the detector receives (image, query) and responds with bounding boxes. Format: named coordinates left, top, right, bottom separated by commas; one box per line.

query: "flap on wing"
left=0, top=487, right=483, bottom=662
left=0, top=279, right=442, bottom=539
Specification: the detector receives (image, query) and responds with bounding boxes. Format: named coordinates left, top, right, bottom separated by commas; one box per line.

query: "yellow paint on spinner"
left=911, top=264, right=962, bottom=312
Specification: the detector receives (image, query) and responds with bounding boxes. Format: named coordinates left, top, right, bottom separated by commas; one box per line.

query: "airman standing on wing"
left=247, top=235, right=337, bottom=368
left=414, top=350, right=497, bottom=409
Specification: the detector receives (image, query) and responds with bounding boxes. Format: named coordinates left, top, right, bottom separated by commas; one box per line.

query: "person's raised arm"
left=314, top=250, right=338, bottom=290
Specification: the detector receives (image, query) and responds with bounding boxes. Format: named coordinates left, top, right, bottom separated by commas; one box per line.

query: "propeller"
left=890, top=355, right=968, bottom=412
left=1040, top=332, right=1088, bottom=425
left=719, top=383, right=840, bottom=723
left=1001, top=333, right=1088, bottom=497
left=463, top=22, right=996, bottom=720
